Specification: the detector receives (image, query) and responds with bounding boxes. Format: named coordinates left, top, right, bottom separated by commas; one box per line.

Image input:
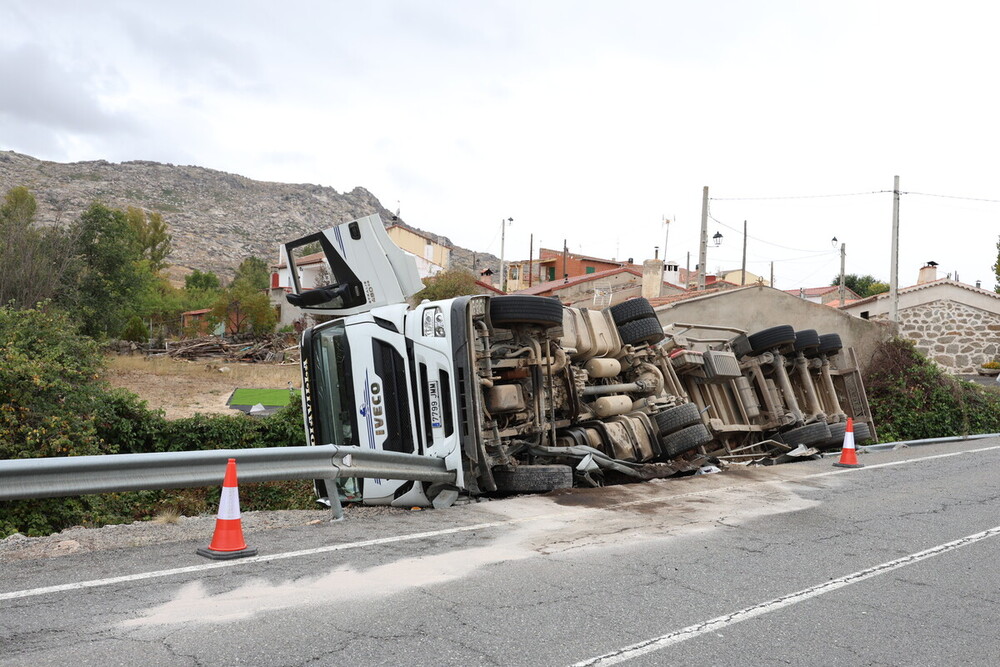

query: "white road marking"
left=572, top=525, right=1000, bottom=666
left=3, top=442, right=999, bottom=603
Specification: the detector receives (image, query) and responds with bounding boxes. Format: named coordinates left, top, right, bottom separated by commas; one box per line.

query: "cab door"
left=279, top=214, right=423, bottom=317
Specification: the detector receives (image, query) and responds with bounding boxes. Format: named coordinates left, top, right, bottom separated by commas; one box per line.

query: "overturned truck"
left=281, top=215, right=875, bottom=508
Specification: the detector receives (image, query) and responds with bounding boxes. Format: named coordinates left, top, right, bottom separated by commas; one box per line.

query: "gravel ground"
left=0, top=505, right=407, bottom=563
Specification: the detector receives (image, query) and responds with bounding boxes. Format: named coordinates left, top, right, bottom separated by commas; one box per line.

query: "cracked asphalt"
left=3, top=437, right=1000, bottom=666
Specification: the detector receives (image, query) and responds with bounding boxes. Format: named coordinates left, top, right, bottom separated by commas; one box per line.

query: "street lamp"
left=712, top=231, right=723, bottom=247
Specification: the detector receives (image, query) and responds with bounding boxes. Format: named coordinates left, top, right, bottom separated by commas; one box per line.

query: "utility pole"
left=562, top=239, right=569, bottom=282
left=770, top=261, right=774, bottom=287
left=740, top=220, right=748, bottom=286
left=698, top=186, right=709, bottom=290
left=528, top=233, right=534, bottom=287
left=500, top=217, right=512, bottom=293
left=889, top=176, right=900, bottom=324
left=839, top=243, right=847, bottom=304
left=686, top=252, right=691, bottom=289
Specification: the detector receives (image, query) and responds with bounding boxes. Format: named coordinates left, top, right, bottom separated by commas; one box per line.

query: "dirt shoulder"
left=102, top=354, right=301, bottom=419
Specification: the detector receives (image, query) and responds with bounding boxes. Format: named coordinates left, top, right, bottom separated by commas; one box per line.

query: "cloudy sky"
left=3, top=1, right=999, bottom=290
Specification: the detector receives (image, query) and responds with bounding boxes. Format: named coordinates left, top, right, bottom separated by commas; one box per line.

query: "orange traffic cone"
left=833, top=418, right=864, bottom=468
left=197, top=458, right=258, bottom=560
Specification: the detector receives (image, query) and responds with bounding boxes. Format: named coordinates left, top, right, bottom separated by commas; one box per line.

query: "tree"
left=185, top=269, right=221, bottom=292
left=993, top=235, right=1000, bottom=294
left=829, top=273, right=889, bottom=298
left=232, top=256, right=270, bottom=291
left=211, top=281, right=277, bottom=336
left=0, top=186, right=77, bottom=309
left=0, top=185, right=36, bottom=226
left=414, top=269, right=481, bottom=301
left=61, top=203, right=153, bottom=338
left=126, top=207, right=173, bottom=273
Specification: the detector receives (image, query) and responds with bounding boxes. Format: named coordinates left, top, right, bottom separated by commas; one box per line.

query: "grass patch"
left=229, top=387, right=299, bottom=407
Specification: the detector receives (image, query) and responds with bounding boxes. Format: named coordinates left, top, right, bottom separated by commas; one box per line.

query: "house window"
left=861, top=311, right=869, bottom=320
left=548, top=267, right=556, bottom=281
left=509, top=266, right=519, bottom=280
left=585, top=266, right=595, bottom=274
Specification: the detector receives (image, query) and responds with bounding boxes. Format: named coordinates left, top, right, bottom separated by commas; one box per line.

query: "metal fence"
left=0, top=445, right=456, bottom=505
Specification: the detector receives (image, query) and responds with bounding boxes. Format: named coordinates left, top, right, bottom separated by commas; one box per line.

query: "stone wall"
left=878, top=299, right=1000, bottom=373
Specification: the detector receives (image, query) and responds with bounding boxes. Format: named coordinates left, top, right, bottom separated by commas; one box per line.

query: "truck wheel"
left=773, top=422, right=830, bottom=447
left=492, top=464, right=573, bottom=494
left=653, top=403, right=702, bottom=436
left=794, top=329, right=820, bottom=353
left=747, top=325, right=795, bottom=354
left=619, top=317, right=664, bottom=346
left=489, top=296, right=564, bottom=328
left=660, top=423, right=713, bottom=459
left=824, top=421, right=847, bottom=448
left=818, top=333, right=843, bottom=356
left=609, top=298, right=656, bottom=325
left=853, top=422, right=872, bottom=443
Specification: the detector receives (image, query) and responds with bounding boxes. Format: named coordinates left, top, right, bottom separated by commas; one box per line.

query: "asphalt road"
left=4, top=438, right=1000, bottom=666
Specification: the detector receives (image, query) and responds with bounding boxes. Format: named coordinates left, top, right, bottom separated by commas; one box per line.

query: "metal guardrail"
left=0, top=445, right=456, bottom=502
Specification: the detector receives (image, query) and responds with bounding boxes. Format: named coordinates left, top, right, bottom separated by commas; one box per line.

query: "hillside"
left=0, top=151, right=492, bottom=279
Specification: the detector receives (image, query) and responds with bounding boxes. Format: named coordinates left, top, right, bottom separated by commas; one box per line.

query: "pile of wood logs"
left=149, top=335, right=300, bottom=363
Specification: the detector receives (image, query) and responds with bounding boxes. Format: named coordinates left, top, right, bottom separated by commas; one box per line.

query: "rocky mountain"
left=0, top=151, right=493, bottom=280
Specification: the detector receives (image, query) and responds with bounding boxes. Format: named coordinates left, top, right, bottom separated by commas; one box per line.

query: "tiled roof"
left=647, top=283, right=753, bottom=307
left=475, top=280, right=505, bottom=295
left=513, top=266, right=642, bottom=295
left=839, top=278, right=1000, bottom=309
left=783, top=286, right=839, bottom=297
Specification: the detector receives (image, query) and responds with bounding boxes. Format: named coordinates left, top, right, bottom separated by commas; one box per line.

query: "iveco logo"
left=362, top=381, right=386, bottom=437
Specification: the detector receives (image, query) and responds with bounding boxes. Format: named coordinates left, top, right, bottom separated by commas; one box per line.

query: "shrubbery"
left=864, top=338, right=1000, bottom=442
left=0, top=305, right=311, bottom=538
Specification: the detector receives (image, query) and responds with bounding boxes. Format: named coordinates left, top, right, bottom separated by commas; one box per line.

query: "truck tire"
left=747, top=325, right=795, bottom=354
left=619, top=317, right=664, bottom=346
left=773, top=422, right=830, bottom=447
left=609, top=298, right=656, bottom=325
left=660, top=423, right=713, bottom=459
left=489, top=295, right=563, bottom=328
left=853, top=422, right=872, bottom=443
left=818, top=333, right=843, bottom=356
left=794, top=329, right=820, bottom=353
left=653, top=403, right=702, bottom=436
left=492, top=464, right=573, bottom=494
left=824, top=421, right=847, bottom=449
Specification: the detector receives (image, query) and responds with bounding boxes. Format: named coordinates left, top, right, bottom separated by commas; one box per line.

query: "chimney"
left=917, top=261, right=938, bottom=285
left=662, top=260, right=681, bottom=286
left=642, top=259, right=663, bottom=299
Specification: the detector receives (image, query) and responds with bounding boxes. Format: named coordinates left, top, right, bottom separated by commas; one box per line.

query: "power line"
left=903, top=191, right=1000, bottom=204
left=708, top=212, right=835, bottom=254
left=710, top=190, right=889, bottom=201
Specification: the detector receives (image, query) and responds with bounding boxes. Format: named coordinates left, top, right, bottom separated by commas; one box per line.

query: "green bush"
left=864, top=338, right=1000, bottom=442
left=0, top=304, right=106, bottom=458
left=0, top=402, right=313, bottom=538
left=121, top=315, right=148, bottom=343
left=0, top=304, right=314, bottom=537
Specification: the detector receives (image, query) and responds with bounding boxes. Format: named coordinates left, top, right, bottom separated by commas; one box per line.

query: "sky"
left=3, top=1, right=999, bottom=291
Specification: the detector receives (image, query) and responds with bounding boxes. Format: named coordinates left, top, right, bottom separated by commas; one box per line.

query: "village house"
left=839, top=263, right=1000, bottom=374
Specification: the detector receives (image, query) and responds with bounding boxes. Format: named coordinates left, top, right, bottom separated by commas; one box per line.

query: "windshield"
left=304, top=321, right=356, bottom=446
